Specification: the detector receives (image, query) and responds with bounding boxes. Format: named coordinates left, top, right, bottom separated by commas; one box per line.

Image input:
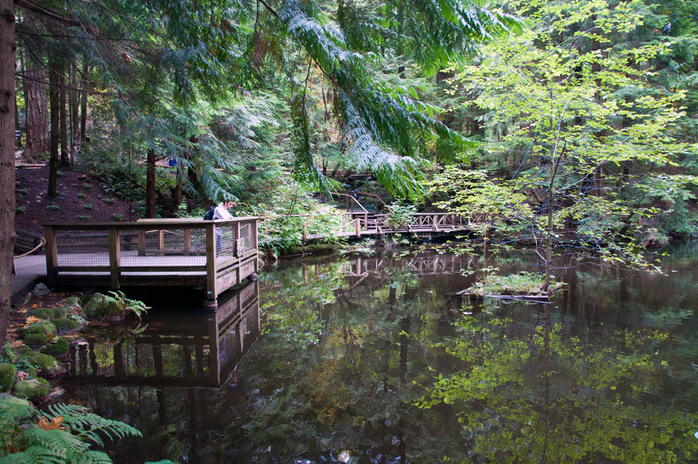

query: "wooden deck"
left=43, top=217, right=260, bottom=307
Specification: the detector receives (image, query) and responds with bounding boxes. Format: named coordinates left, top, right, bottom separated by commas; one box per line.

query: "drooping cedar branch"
left=256, top=0, right=279, bottom=18
left=15, top=0, right=79, bottom=26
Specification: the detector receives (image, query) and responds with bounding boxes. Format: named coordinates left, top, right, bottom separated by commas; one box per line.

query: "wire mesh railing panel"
left=217, top=224, right=238, bottom=258
left=56, top=231, right=110, bottom=267
left=119, top=228, right=207, bottom=267
left=239, top=223, right=253, bottom=255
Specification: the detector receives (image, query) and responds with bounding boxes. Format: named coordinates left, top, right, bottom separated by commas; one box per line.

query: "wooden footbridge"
left=264, top=211, right=469, bottom=243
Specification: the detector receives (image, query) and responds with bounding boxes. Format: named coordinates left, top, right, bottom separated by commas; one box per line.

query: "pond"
left=52, top=244, right=698, bottom=463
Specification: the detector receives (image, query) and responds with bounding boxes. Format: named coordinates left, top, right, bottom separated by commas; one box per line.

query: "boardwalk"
left=42, top=217, right=259, bottom=307
left=267, top=211, right=469, bottom=242
left=12, top=211, right=465, bottom=304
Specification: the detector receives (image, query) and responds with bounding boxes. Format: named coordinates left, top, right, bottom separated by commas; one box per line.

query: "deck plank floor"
left=11, top=255, right=47, bottom=304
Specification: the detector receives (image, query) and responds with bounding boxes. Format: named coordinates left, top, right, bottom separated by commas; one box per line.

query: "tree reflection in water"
left=54, top=249, right=698, bottom=463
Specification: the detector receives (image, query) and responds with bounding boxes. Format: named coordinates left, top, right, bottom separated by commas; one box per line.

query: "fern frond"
left=20, top=445, right=67, bottom=464
left=22, top=428, right=89, bottom=455
left=0, top=450, right=35, bottom=464
left=80, top=450, right=114, bottom=464
left=44, top=404, right=142, bottom=447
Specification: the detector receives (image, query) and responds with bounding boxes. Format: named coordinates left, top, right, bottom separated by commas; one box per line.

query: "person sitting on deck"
left=213, top=200, right=235, bottom=255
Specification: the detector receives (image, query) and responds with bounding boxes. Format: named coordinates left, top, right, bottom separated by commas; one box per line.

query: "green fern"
left=0, top=398, right=141, bottom=464
left=107, top=291, right=150, bottom=320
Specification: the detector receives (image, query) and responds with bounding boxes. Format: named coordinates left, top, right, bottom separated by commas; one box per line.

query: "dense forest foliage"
left=2, top=0, right=698, bottom=343
left=11, top=0, right=698, bottom=245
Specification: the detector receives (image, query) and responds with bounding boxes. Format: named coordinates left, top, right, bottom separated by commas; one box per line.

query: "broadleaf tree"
left=431, top=0, right=695, bottom=287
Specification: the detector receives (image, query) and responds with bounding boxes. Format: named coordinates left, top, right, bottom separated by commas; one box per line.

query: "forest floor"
left=14, top=160, right=132, bottom=237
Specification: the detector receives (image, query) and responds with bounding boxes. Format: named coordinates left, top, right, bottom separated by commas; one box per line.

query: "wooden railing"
left=43, top=217, right=259, bottom=306
left=331, top=191, right=387, bottom=212
left=258, top=212, right=468, bottom=244
left=371, top=213, right=467, bottom=233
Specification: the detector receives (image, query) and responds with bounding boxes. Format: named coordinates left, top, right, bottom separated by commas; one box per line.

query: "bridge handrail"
left=329, top=192, right=369, bottom=214
left=331, top=191, right=387, bottom=212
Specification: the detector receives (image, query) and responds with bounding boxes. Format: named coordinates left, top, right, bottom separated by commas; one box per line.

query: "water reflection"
left=52, top=250, right=698, bottom=463
left=63, top=280, right=259, bottom=387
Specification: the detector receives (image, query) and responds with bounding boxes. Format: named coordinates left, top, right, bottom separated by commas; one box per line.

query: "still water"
left=54, top=245, right=698, bottom=463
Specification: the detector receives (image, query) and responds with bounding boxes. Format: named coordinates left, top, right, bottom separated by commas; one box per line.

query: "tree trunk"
left=59, top=65, right=69, bottom=167
left=48, top=58, right=59, bottom=197
left=14, top=81, right=19, bottom=148
left=541, top=143, right=566, bottom=293
left=145, top=148, right=156, bottom=218
left=80, top=61, right=88, bottom=147
left=70, top=62, right=79, bottom=160
left=24, top=67, right=49, bottom=162
left=171, top=169, right=183, bottom=216
left=0, top=0, right=17, bottom=346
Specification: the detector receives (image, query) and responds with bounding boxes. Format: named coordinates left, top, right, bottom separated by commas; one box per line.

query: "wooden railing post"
left=114, top=342, right=125, bottom=379
left=108, top=227, right=121, bottom=289
left=205, top=223, right=217, bottom=305
left=303, top=222, right=308, bottom=241
left=235, top=221, right=241, bottom=256
left=137, top=230, right=145, bottom=255
left=355, top=218, right=361, bottom=237
left=252, top=219, right=259, bottom=253
left=44, top=225, right=57, bottom=286
left=183, top=228, right=191, bottom=252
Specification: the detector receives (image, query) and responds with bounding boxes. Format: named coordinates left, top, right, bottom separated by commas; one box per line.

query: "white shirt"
left=213, top=205, right=234, bottom=221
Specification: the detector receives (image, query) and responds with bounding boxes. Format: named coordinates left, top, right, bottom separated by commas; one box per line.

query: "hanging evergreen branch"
left=279, top=0, right=501, bottom=197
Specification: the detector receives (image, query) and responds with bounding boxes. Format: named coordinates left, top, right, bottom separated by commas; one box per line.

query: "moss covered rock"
left=83, top=293, right=122, bottom=320
left=63, top=297, right=81, bottom=309
left=23, top=351, right=65, bottom=378
left=69, top=314, right=86, bottom=325
left=0, top=363, right=16, bottom=391
left=22, top=333, right=49, bottom=347
left=19, top=321, right=57, bottom=338
left=53, top=317, right=83, bottom=332
left=28, top=308, right=55, bottom=320
left=39, top=338, right=69, bottom=356
left=13, top=378, right=51, bottom=401
left=13, top=345, right=32, bottom=356
left=20, top=366, right=38, bottom=379
left=52, top=307, right=68, bottom=319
